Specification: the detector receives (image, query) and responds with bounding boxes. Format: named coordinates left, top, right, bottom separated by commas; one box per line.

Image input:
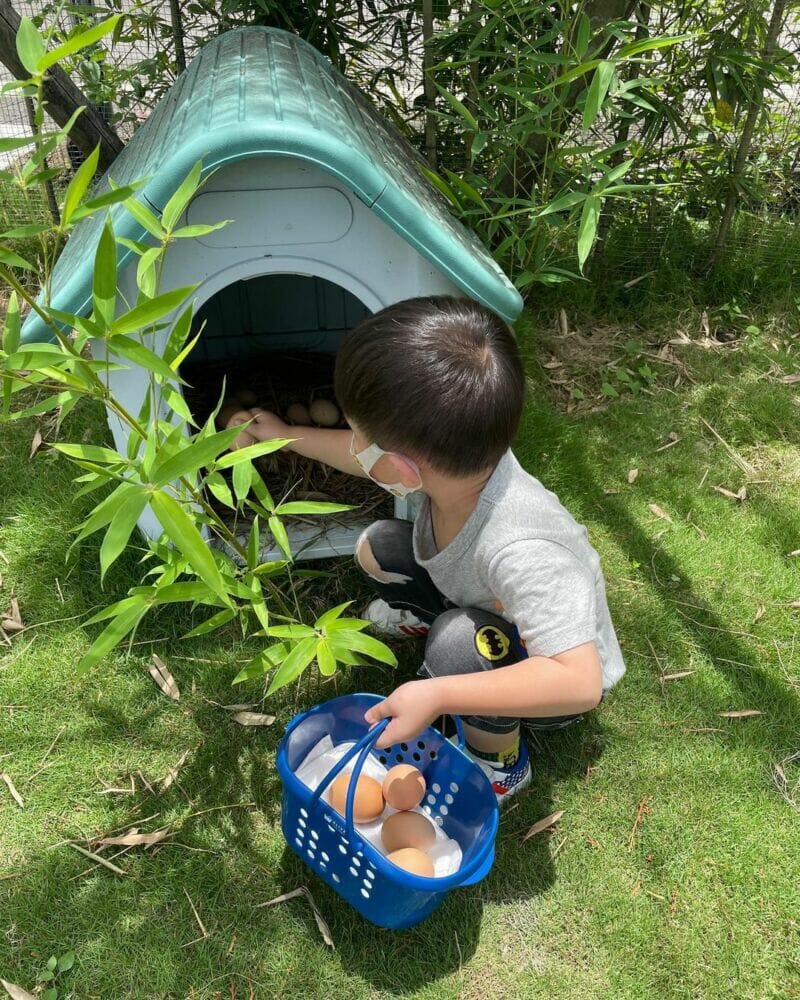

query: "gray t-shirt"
left=412, top=449, right=626, bottom=691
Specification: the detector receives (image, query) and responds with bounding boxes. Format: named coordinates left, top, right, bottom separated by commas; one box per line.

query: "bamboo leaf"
left=39, top=14, right=123, bottom=71
left=577, top=196, right=600, bottom=271
left=121, top=192, right=163, bottom=239
left=149, top=490, right=229, bottom=603
left=77, top=600, right=149, bottom=675
left=53, top=442, right=127, bottom=464
left=0, top=246, right=34, bottom=271
left=316, top=639, right=337, bottom=677
left=112, top=286, right=198, bottom=336
left=61, top=144, right=100, bottom=227
left=183, top=608, right=236, bottom=638
left=15, top=17, right=44, bottom=74
left=232, top=642, right=290, bottom=684
left=582, top=60, right=615, bottom=131
left=266, top=636, right=318, bottom=694
left=162, top=160, right=203, bottom=232
left=92, top=215, right=117, bottom=328
left=150, top=424, right=242, bottom=486
left=99, top=488, right=147, bottom=582
left=215, top=439, right=293, bottom=469
left=274, top=501, right=353, bottom=515
left=315, top=601, right=353, bottom=629
left=328, top=630, right=397, bottom=667
left=268, top=515, right=292, bottom=560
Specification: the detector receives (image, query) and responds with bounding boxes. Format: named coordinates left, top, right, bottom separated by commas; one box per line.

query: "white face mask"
left=349, top=434, right=422, bottom=498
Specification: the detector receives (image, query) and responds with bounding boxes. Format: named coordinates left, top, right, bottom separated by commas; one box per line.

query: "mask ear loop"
left=350, top=434, right=423, bottom=493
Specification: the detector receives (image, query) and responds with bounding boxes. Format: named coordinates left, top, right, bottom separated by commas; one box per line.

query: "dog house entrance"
left=181, top=272, right=398, bottom=561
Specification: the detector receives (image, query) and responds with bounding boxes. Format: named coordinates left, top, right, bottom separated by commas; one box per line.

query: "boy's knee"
left=424, top=607, right=519, bottom=678
left=355, top=520, right=413, bottom=584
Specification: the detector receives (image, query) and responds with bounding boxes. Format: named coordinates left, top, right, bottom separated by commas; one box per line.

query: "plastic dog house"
left=21, top=26, right=523, bottom=559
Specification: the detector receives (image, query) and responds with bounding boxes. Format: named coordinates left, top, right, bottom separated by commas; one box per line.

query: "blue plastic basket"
left=276, top=692, right=499, bottom=929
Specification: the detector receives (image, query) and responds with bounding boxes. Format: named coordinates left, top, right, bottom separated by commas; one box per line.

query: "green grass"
left=1, top=299, right=799, bottom=999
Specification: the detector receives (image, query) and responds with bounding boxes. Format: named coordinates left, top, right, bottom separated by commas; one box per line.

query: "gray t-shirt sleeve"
left=486, top=539, right=598, bottom=657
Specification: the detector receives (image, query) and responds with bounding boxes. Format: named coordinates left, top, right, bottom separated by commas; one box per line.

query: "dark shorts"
left=357, top=519, right=586, bottom=735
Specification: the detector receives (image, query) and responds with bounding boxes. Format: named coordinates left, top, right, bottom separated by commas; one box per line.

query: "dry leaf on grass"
left=68, top=843, right=127, bottom=875
left=1, top=980, right=36, bottom=1000
left=712, top=485, right=747, bottom=502
left=254, top=887, right=334, bottom=948
left=628, top=468, right=639, bottom=484
left=788, top=600, right=800, bottom=609
left=661, top=671, right=695, bottom=681
left=148, top=654, right=179, bottom=700
left=788, top=550, right=800, bottom=558
left=522, top=810, right=564, bottom=843
left=542, top=358, right=563, bottom=370
left=1, top=772, right=23, bottom=808
left=558, top=308, right=569, bottom=337
left=603, top=488, right=619, bottom=496
left=654, top=432, right=681, bottom=453
left=28, top=429, right=43, bottom=461
left=1, top=597, right=23, bottom=634
left=780, top=373, right=800, bottom=385
left=719, top=709, right=763, bottom=719
left=230, top=711, right=276, bottom=727
left=162, top=748, right=191, bottom=790
left=754, top=604, right=766, bottom=623
left=97, top=827, right=171, bottom=848
left=648, top=503, right=672, bottom=523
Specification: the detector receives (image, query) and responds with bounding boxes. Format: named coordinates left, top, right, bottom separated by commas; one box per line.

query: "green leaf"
left=163, top=303, right=196, bottom=366
left=268, top=515, right=292, bottom=560
left=232, top=642, right=290, bottom=684
left=57, top=951, right=75, bottom=972
left=106, top=334, right=183, bottom=384
left=205, top=471, right=235, bottom=509
left=151, top=425, right=244, bottom=486
left=325, top=618, right=371, bottom=633
left=38, top=969, right=54, bottom=982
left=111, top=285, right=198, bottom=336
left=0, top=245, right=35, bottom=270
left=71, top=182, right=143, bottom=222
left=77, top=599, right=149, bottom=674
left=61, top=144, right=100, bottom=227
left=264, top=624, right=316, bottom=639
left=72, top=481, right=139, bottom=548
left=436, top=85, right=478, bottom=131
left=328, top=630, right=397, bottom=667
left=43, top=989, right=57, bottom=1000
left=121, top=192, right=164, bottom=239
left=232, top=458, right=253, bottom=504
left=577, top=196, right=600, bottom=272
left=316, top=639, right=337, bottom=677
left=538, top=190, right=587, bottom=217
left=53, top=442, right=127, bottom=464
left=162, top=160, right=203, bottom=232
left=315, top=601, right=353, bottom=629
left=583, top=60, right=615, bottom=131
left=154, top=581, right=220, bottom=604
left=46, top=956, right=57, bottom=971
left=16, top=17, right=44, bottom=74
left=2, top=290, right=20, bottom=354
left=247, top=516, right=260, bottom=569
left=215, top=439, right=293, bottom=468
left=39, top=14, right=123, bottom=71
left=83, top=595, right=152, bottom=627
left=183, top=608, right=236, bottom=638
left=172, top=221, right=232, bottom=238
left=266, top=636, right=318, bottom=695
left=136, top=246, right=161, bottom=298
left=616, top=34, right=689, bottom=60
left=274, top=500, right=352, bottom=516
left=149, top=490, right=230, bottom=603
left=92, top=214, right=117, bottom=328
left=99, top=488, right=147, bottom=582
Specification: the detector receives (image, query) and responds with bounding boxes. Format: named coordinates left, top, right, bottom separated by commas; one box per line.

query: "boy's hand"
left=249, top=408, right=291, bottom=442
left=364, top=679, right=443, bottom=748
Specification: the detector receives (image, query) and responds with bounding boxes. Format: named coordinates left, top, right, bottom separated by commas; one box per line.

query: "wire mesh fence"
left=1, top=1, right=799, bottom=288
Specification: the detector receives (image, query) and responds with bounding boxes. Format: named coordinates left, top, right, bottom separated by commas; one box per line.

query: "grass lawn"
left=1, top=298, right=798, bottom=999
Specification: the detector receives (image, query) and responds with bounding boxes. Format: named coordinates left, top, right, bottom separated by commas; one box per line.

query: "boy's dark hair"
left=334, top=295, right=525, bottom=476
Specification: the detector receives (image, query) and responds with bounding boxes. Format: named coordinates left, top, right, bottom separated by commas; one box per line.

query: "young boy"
left=224, top=296, right=626, bottom=804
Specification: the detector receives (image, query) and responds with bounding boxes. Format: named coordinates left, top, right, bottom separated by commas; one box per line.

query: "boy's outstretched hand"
left=364, top=680, right=442, bottom=748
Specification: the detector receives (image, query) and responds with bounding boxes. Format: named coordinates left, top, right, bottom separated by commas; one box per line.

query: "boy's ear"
left=386, top=453, right=422, bottom=487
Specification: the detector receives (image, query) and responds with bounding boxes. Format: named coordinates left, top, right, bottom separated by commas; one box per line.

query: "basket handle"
left=307, top=718, right=390, bottom=815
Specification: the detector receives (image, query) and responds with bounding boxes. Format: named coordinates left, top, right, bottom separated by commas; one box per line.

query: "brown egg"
left=328, top=771, right=384, bottom=823
left=286, top=402, right=311, bottom=425
left=382, top=764, right=426, bottom=811
left=381, top=811, right=436, bottom=853
left=236, top=388, right=258, bottom=407
left=387, top=847, right=435, bottom=878
left=309, top=398, right=340, bottom=427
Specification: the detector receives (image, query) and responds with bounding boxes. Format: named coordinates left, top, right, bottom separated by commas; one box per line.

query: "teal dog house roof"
left=21, top=26, right=523, bottom=343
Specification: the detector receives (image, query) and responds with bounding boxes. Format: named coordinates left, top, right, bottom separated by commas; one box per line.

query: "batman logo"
left=475, top=625, right=510, bottom=661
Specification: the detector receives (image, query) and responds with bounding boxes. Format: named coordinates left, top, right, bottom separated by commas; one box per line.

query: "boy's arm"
left=364, top=642, right=603, bottom=747
left=222, top=407, right=368, bottom=479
